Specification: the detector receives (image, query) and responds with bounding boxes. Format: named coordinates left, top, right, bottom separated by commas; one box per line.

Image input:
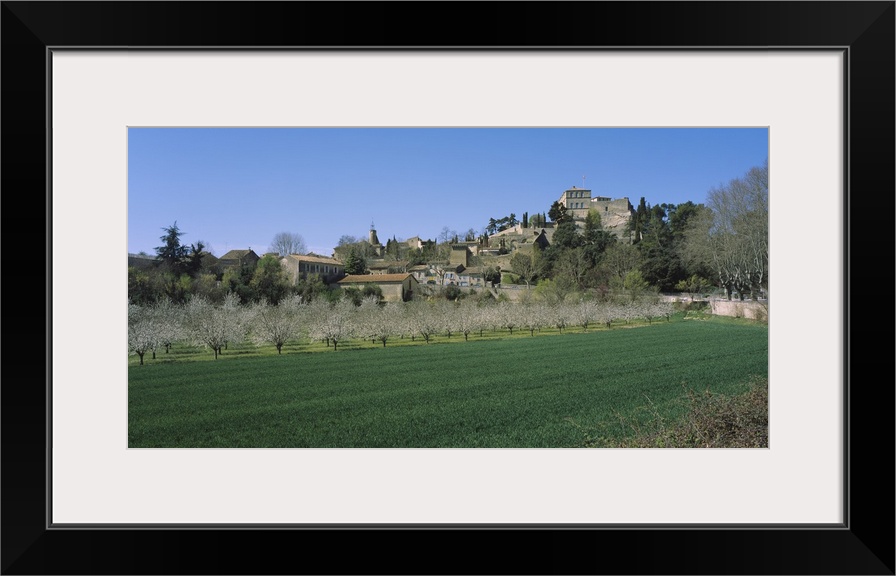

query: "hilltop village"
left=129, top=186, right=636, bottom=303
left=278, top=187, right=634, bottom=302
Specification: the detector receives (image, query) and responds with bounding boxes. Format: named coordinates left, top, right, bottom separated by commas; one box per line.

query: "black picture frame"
left=3, top=2, right=893, bottom=574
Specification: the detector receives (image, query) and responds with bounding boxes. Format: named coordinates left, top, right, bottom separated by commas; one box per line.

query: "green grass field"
left=128, top=318, right=768, bottom=448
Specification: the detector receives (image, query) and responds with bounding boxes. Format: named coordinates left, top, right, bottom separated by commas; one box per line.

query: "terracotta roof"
left=339, top=274, right=416, bottom=284
left=282, top=254, right=342, bottom=266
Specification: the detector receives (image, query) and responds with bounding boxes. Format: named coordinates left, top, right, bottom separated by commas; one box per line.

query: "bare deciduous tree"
left=683, top=162, right=768, bottom=301
left=269, top=232, right=307, bottom=257
left=510, top=252, right=537, bottom=289
left=601, top=243, right=641, bottom=283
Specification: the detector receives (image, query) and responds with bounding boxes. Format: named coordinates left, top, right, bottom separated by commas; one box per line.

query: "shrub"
left=580, top=377, right=768, bottom=448
left=444, top=284, right=462, bottom=301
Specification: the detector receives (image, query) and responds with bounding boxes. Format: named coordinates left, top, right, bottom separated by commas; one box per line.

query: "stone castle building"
left=557, top=186, right=634, bottom=240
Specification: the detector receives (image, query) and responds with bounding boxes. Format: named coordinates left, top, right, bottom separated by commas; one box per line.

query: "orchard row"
left=128, top=294, right=676, bottom=364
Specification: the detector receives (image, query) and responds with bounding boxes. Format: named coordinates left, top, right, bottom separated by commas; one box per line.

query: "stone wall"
left=380, top=282, right=405, bottom=303
left=709, top=300, right=769, bottom=321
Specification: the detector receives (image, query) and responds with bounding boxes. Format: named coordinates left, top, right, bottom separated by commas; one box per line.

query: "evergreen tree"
left=184, top=241, right=206, bottom=277
left=344, top=248, right=367, bottom=275
left=155, top=222, right=189, bottom=275
left=551, top=221, right=582, bottom=249
left=583, top=209, right=615, bottom=267
left=630, top=197, right=649, bottom=244
left=548, top=201, right=570, bottom=225
left=636, top=204, right=684, bottom=291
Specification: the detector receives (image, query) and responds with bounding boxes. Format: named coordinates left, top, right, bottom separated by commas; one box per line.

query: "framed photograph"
left=4, top=1, right=892, bottom=574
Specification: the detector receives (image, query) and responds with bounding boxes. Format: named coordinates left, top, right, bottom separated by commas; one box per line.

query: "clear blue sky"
left=128, top=127, right=768, bottom=257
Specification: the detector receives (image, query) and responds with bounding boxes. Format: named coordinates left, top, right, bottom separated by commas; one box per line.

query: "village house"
left=338, top=273, right=419, bottom=302
left=218, top=249, right=260, bottom=270
left=409, top=264, right=432, bottom=284
left=280, top=253, right=345, bottom=284
left=454, top=266, right=493, bottom=288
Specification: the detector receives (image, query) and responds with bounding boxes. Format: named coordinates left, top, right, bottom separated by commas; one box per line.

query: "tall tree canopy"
left=683, top=161, right=769, bottom=300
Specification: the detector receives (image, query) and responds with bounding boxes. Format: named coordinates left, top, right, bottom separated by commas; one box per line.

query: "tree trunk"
left=276, top=343, right=282, bottom=354
left=137, top=352, right=145, bottom=366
